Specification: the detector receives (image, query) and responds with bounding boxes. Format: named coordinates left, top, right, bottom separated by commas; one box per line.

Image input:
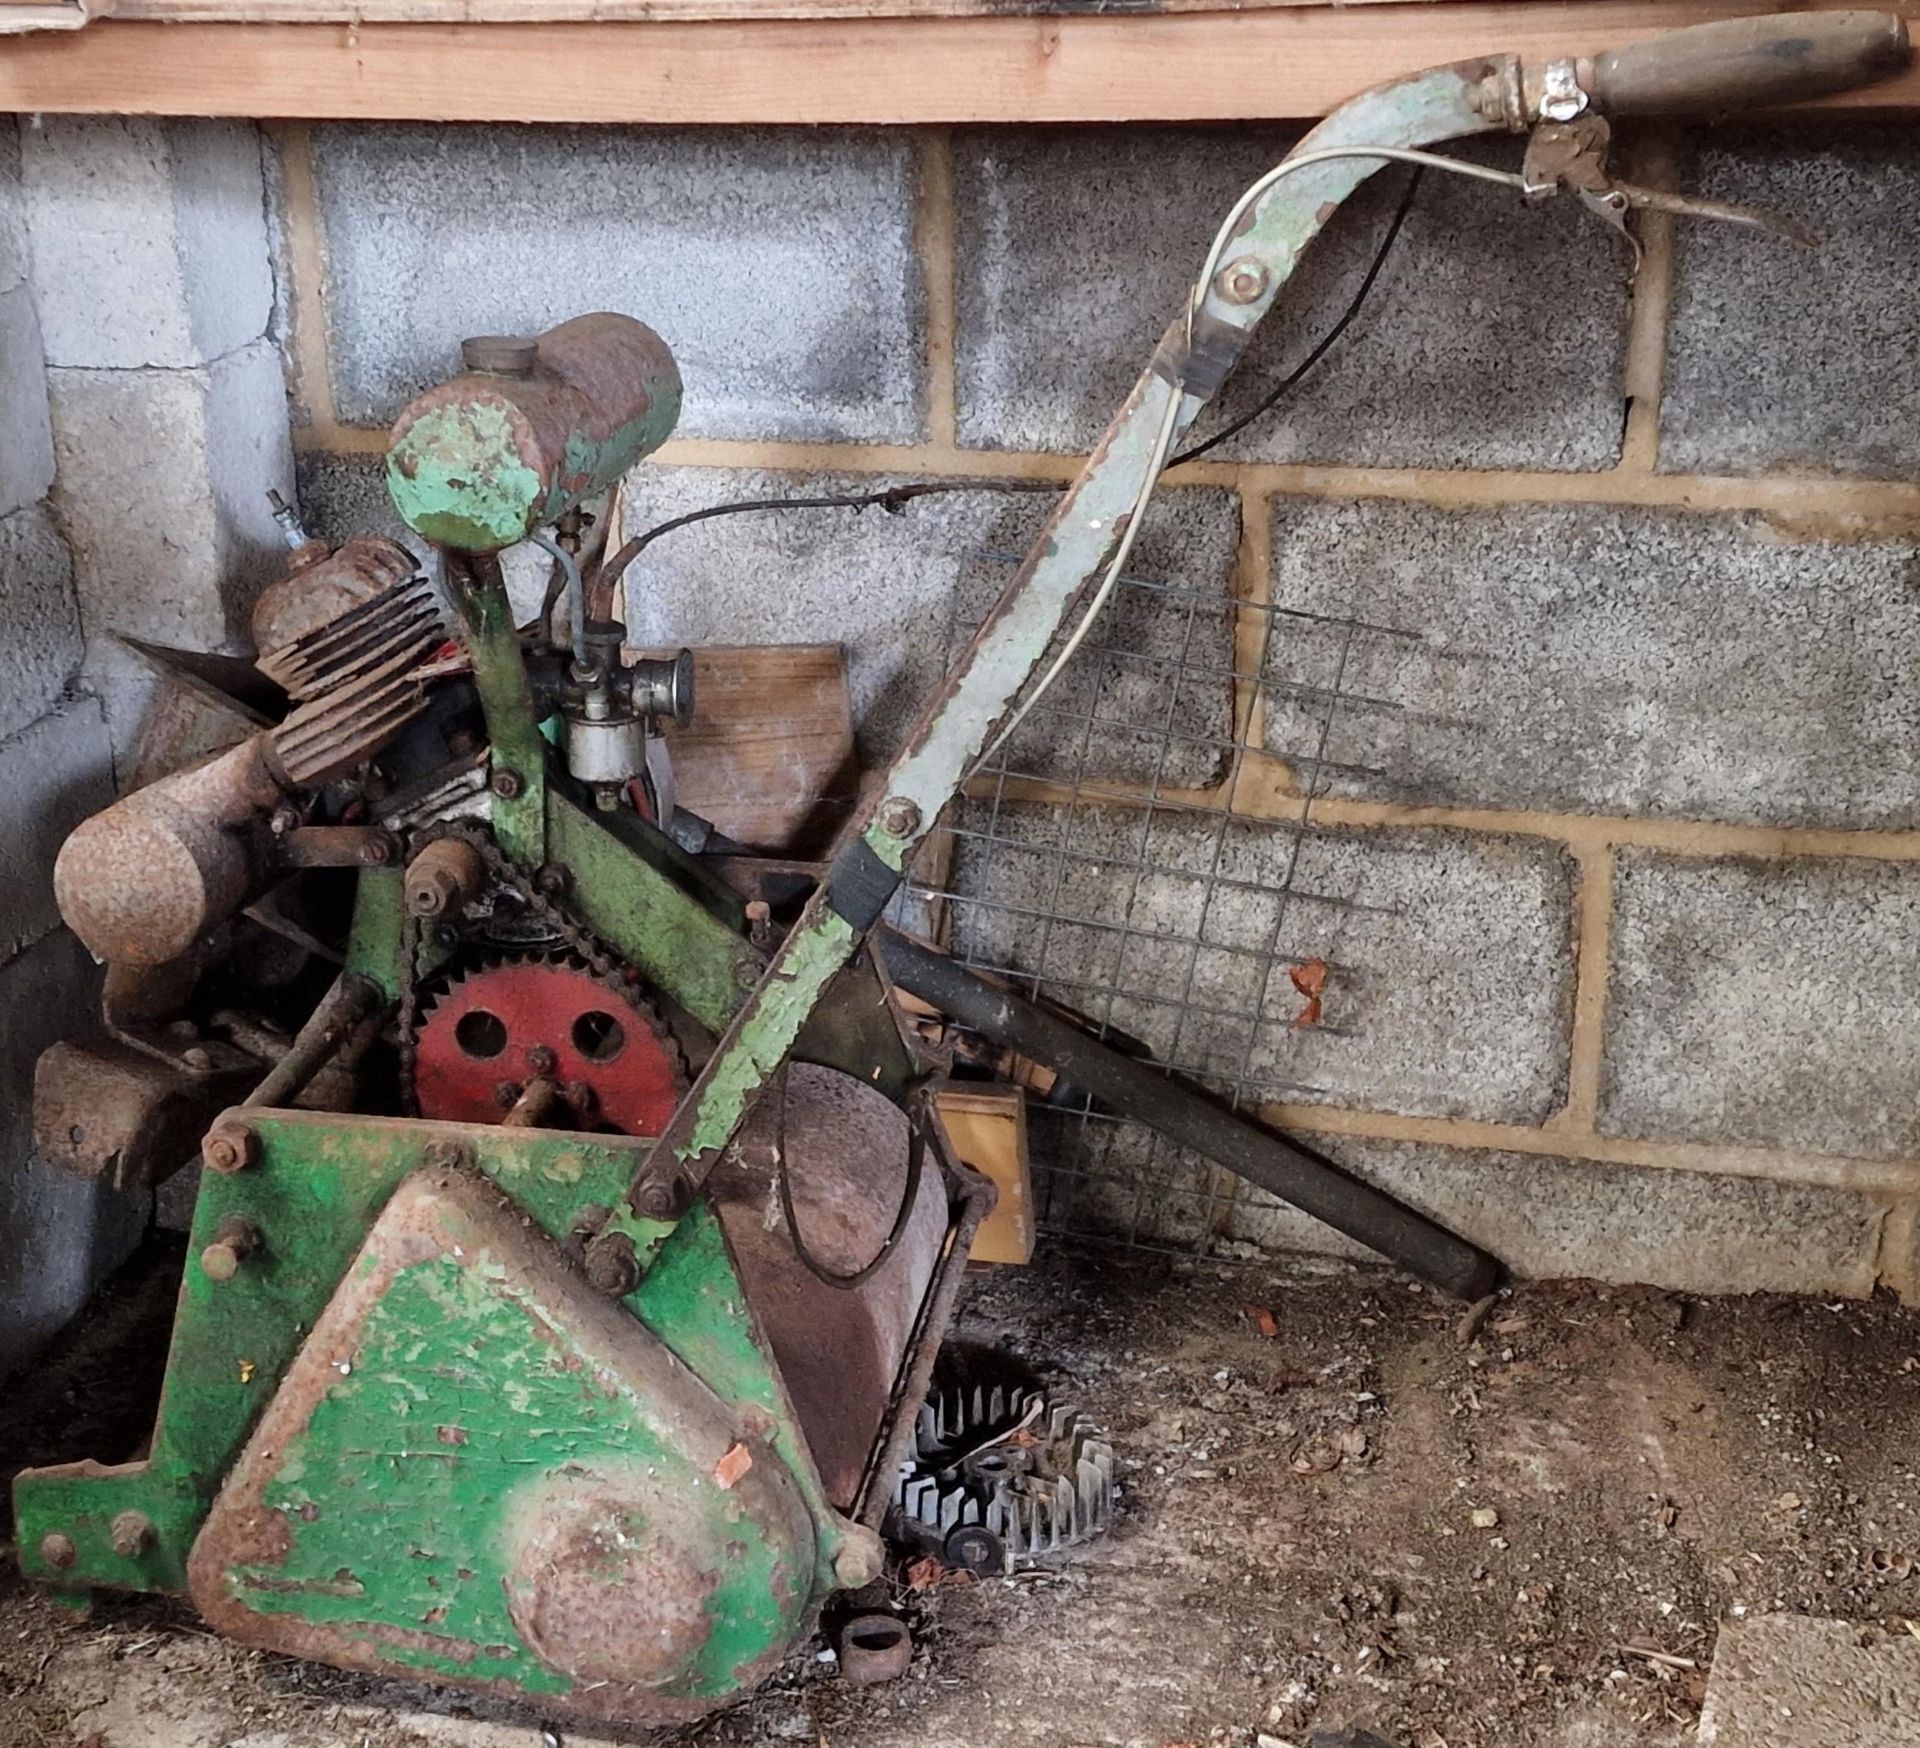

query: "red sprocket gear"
left=413, top=954, right=686, bottom=1134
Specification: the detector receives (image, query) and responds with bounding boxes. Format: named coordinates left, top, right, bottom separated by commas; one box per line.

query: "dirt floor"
left=3, top=1245, right=1919, bottom=1748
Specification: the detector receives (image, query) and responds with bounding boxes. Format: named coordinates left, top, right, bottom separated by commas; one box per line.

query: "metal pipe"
left=874, top=929, right=1498, bottom=1301
left=243, top=971, right=388, bottom=1110
left=529, top=527, right=589, bottom=668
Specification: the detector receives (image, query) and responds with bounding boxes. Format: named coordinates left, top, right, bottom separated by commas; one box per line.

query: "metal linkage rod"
left=875, top=929, right=1497, bottom=1301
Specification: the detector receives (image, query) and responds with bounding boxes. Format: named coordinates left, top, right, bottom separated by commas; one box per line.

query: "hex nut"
left=202, top=1122, right=258, bottom=1174
left=832, top=1525, right=885, bottom=1589
left=489, top=767, right=525, bottom=800
left=583, top=1232, right=640, bottom=1297
left=1217, top=256, right=1270, bottom=305
left=39, top=1531, right=77, bottom=1570
left=633, top=1174, right=689, bottom=1221
left=109, top=1511, right=154, bottom=1559
left=877, top=796, right=921, bottom=839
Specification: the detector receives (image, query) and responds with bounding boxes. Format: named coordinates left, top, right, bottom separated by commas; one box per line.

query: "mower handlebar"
left=1581, top=10, right=1909, bottom=117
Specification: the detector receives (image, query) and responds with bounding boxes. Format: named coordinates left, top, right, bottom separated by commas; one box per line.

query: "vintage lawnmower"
left=13, top=11, right=1908, bottom=1727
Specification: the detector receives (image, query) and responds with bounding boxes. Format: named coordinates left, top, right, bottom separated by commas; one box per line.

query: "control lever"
left=1521, top=113, right=1818, bottom=273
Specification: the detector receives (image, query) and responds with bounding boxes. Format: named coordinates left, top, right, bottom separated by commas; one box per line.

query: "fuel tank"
left=386, top=314, right=682, bottom=553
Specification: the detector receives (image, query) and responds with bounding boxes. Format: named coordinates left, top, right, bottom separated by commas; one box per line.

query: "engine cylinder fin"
left=893, top=1381, right=1115, bottom=1573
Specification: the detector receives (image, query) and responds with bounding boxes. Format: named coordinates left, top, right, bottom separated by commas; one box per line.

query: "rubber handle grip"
left=1588, top=11, right=1910, bottom=115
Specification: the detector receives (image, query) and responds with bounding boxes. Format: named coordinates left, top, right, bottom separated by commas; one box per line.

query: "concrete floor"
left=3, top=1247, right=1918, bottom=1748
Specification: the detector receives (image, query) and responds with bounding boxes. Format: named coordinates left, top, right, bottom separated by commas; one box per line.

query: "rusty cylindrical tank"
left=385, top=315, right=682, bottom=554
left=54, top=735, right=287, bottom=968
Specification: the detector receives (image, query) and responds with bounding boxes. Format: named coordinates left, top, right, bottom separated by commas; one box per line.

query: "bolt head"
left=39, top=1531, right=77, bottom=1571
left=361, top=833, right=396, bottom=866
left=1218, top=257, right=1269, bottom=305
left=534, top=863, right=571, bottom=897
left=109, top=1511, right=153, bottom=1559
left=734, top=954, right=763, bottom=991
left=583, top=1232, right=640, bottom=1296
left=526, top=1044, right=558, bottom=1077
left=494, top=1081, right=523, bottom=1110
left=877, top=796, right=921, bottom=839
left=633, top=1174, right=689, bottom=1221
left=489, top=767, right=525, bottom=800
left=201, top=1241, right=243, bottom=1283
left=202, top=1122, right=258, bottom=1174
left=832, top=1526, right=885, bottom=1589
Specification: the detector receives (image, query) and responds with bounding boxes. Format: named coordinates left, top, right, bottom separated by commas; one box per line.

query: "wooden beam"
left=0, top=3, right=1915, bottom=122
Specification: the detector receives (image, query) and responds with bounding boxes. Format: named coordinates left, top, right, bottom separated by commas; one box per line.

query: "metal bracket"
left=1521, top=112, right=1820, bottom=273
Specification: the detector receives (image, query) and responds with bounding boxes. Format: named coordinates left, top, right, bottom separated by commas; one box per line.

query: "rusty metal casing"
left=251, top=534, right=418, bottom=658
left=385, top=315, right=682, bottom=554
left=53, top=734, right=288, bottom=968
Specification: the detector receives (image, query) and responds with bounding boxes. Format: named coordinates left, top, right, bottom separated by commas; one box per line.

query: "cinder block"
left=0, top=504, right=84, bottom=743
left=952, top=805, right=1573, bottom=1124
left=1263, top=496, right=1920, bottom=829
left=0, top=282, right=55, bottom=517
left=0, top=928, right=148, bottom=1383
left=1662, top=125, right=1920, bottom=478
left=21, top=115, right=273, bottom=370
left=0, top=695, right=116, bottom=962
left=1223, top=1134, right=1886, bottom=1298
left=50, top=340, right=296, bottom=660
left=1603, top=851, right=1920, bottom=1159
left=305, top=124, right=925, bottom=441
left=608, top=464, right=1238, bottom=778
left=953, top=128, right=1627, bottom=468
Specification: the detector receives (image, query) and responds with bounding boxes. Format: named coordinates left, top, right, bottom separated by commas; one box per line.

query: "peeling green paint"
left=12, top=1113, right=849, bottom=1658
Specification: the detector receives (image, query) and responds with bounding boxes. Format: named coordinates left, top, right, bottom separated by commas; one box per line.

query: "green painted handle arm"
left=594, top=53, right=1513, bottom=1255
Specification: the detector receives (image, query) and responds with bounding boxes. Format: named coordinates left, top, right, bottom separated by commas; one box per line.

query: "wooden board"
left=0, top=4, right=1913, bottom=122
left=935, top=1082, right=1036, bottom=1266
left=45, top=0, right=1516, bottom=19
left=648, top=644, right=857, bottom=855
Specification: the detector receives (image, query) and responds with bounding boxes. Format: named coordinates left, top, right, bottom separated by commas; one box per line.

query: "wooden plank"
left=97, top=0, right=1502, bottom=18
left=935, top=1082, right=1036, bottom=1265
left=0, top=3, right=1914, bottom=122
left=648, top=643, right=857, bottom=855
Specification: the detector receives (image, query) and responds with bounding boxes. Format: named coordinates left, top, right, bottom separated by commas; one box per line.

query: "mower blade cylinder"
left=386, top=314, right=682, bottom=553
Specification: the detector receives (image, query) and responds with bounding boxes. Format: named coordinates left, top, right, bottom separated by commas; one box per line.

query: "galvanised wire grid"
left=912, top=533, right=1454, bottom=1258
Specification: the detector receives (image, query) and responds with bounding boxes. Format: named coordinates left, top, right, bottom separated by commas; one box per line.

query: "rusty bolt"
left=1217, top=257, right=1269, bottom=305
left=534, top=862, right=572, bottom=898
left=109, top=1511, right=153, bottom=1559
left=38, top=1531, right=77, bottom=1571
left=495, top=1080, right=523, bottom=1110
left=583, top=1231, right=640, bottom=1297
left=489, top=766, right=525, bottom=800
left=633, top=1173, right=690, bottom=1221
left=525, top=1044, right=558, bottom=1077
left=360, top=831, right=398, bottom=867
left=876, top=795, right=921, bottom=839
left=181, top=1046, right=212, bottom=1072
left=832, top=1526, right=885, bottom=1589
left=564, top=1079, right=596, bottom=1112
left=734, top=954, right=763, bottom=991
left=202, top=1121, right=259, bottom=1174
left=201, top=1216, right=262, bottom=1283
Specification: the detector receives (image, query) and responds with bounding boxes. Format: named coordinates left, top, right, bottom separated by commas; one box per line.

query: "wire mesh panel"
left=912, top=523, right=1436, bottom=1258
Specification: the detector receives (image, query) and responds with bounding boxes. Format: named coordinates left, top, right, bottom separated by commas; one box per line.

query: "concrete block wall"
left=271, top=117, right=1920, bottom=1298
left=0, top=123, right=146, bottom=1380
